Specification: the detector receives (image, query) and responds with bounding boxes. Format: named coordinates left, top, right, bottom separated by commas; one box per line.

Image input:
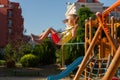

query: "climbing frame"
left=73, top=0, right=120, bottom=80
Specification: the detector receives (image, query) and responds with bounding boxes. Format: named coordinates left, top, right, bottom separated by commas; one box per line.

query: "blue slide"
left=47, top=56, right=83, bottom=80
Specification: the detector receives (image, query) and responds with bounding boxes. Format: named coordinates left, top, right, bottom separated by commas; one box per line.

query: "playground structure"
left=47, top=0, right=120, bottom=80
left=74, top=0, right=120, bottom=80
left=75, top=14, right=120, bottom=80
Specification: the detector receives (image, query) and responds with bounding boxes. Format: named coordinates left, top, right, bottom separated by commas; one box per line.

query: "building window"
left=8, top=29, right=12, bottom=35
left=87, top=0, right=93, bottom=3
left=0, top=4, right=4, bottom=8
left=0, top=48, right=4, bottom=54
left=8, top=19, right=12, bottom=27
left=110, top=12, right=114, bottom=17
left=9, top=3, right=13, bottom=8
left=8, top=10, right=13, bottom=18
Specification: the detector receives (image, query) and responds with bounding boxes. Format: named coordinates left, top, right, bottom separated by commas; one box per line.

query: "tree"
left=4, top=44, right=16, bottom=68
left=32, top=38, right=56, bottom=65
left=77, top=7, right=95, bottom=27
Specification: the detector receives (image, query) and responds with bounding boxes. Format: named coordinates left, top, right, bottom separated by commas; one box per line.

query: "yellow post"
left=85, top=19, right=89, bottom=80
left=89, top=17, right=92, bottom=42
left=111, top=16, right=114, bottom=38
left=110, top=16, right=115, bottom=56
left=85, top=19, right=89, bottom=53
left=88, top=17, right=92, bottom=80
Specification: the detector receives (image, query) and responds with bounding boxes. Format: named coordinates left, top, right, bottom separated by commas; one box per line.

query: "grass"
left=0, top=60, right=6, bottom=65
left=15, top=62, right=22, bottom=68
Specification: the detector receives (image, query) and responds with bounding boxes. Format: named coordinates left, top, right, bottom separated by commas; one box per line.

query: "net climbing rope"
left=80, top=56, right=111, bottom=80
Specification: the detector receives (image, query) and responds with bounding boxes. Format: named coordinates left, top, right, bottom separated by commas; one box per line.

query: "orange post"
left=102, top=0, right=120, bottom=19
left=96, top=12, right=117, bottom=51
left=73, top=25, right=101, bottom=80
left=102, top=46, right=120, bottom=80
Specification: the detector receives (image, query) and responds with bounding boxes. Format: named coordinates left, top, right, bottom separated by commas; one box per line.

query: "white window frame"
left=0, top=4, right=4, bottom=8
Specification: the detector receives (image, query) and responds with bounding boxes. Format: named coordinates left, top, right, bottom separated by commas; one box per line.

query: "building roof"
left=77, top=0, right=99, bottom=3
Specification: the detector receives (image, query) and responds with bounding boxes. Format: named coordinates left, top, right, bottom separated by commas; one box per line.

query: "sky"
left=10, top=0, right=117, bottom=35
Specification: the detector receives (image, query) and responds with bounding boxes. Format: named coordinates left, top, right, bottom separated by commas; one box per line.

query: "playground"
left=46, top=0, right=120, bottom=80
left=0, top=0, right=120, bottom=80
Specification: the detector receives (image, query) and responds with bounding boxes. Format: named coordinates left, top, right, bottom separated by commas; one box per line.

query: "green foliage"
left=4, top=44, right=16, bottom=67
left=76, top=27, right=85, bottom=42
left=77, top=7, right=95, bottom=27
left=20, top=54, right=39, bottom=67
left=56, top=40, right=84, bottom=65
left=32, top=39, right=56, bottom=65
left=19, top=43, right=33, bottom=55
left=77, top=7, right=95, bottom=42
left=4, top=44, right=16, bottom=60
left=0, top=60, right=6, bottom=65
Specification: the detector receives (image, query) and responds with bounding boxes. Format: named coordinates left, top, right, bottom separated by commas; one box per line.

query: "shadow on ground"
left=0, top=64, right=61, bottom=78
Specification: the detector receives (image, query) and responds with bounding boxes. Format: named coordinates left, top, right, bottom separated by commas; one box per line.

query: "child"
left=31, top=14, right=79, bottom=45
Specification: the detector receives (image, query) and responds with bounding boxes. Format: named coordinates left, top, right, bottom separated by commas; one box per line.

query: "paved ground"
left=0, top=77, right=46, bottom=80
left=0, top=77, right=73, bottom=80
left=0, top=64, right=73, bottom=80
left=0, top=64, right=87, bottom=80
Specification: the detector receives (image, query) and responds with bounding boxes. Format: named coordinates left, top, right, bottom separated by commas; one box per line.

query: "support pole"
left=73, top=25, right=101, bottom=80
left=111, top=16, right=115, bottom=56
left=102, top=46, right=120, bottom=80
left=96, top=12, right=117, bottom=51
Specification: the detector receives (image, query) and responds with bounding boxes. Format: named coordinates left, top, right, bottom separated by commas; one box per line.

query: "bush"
left=0, top=60, right=6, bottom=65
left=6, top=59, right=15, bottom=68
left=4, top=44, right=16, bottom=68
left=20, top=54, right=39, bottom=67
left=32, top=39, right=56, bottom=65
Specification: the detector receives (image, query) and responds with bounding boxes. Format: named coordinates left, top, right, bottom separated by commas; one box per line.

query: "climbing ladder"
left=80, top=56, right=111, bottom=80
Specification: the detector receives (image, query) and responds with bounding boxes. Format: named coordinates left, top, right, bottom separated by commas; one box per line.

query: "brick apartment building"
left=0, top=0, right=24, bottom=49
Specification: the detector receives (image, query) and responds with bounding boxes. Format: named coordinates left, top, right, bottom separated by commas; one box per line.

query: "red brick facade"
left=0, top=0, right=24, bottom=47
